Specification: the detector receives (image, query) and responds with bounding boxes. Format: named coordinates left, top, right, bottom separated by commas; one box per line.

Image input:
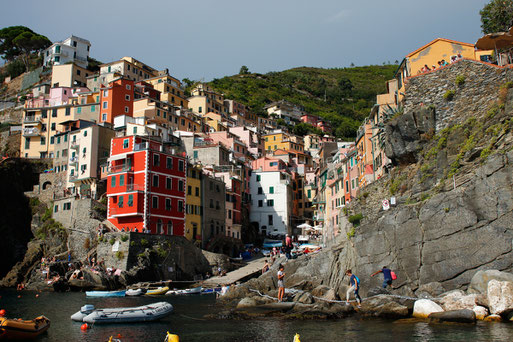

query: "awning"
left=108, top=153, right=130, bottom=162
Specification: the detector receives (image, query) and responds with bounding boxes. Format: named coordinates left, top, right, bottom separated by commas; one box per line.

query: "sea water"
left=1, top=289, right=512, bottom=341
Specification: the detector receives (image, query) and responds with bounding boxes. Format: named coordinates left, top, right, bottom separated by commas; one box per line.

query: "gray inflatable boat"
left=71, top=302, right=173, bottom=324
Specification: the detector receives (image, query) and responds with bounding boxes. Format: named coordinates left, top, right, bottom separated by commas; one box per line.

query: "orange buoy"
left=117, top=333, right=123, bottom=338
left=0, top=309, right=5, bottom=316
left=17, top=295, right=21, bottom=299
left=35, top=294, right=39, bottom=298
left=80, top=323, right=88, bottom=331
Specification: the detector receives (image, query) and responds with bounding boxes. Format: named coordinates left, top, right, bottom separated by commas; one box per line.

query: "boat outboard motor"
left=71, top=304, right=96, bottom=322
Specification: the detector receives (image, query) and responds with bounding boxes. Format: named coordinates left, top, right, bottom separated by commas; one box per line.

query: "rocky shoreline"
left=215, top=264, right=513, bottom=323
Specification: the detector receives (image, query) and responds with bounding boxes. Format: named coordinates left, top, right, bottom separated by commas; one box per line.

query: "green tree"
left=12, top=31, right=51, bottom=69
left=239, top=65, right=250, bottom=75
left=480, top=0, right=513, bottom=34
left=0, top=26, right=32, bottom=61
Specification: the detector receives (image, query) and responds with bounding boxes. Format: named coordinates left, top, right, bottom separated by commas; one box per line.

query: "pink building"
left=228, top=126, right=263, bottom=158
left=208, top=131, right=248, bottom=160
left=251, top=156, right=288, bottom=172
left=25, top=87, right=89, bottom=108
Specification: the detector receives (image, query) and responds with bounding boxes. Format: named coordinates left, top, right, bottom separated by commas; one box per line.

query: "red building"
left=107, top=135, right=187, bottom=235
left=100, top=78, right=135, bottom=124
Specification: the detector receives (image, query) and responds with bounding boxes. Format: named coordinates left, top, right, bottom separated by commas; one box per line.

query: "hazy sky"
left=1, top=0, right=489, bottom=81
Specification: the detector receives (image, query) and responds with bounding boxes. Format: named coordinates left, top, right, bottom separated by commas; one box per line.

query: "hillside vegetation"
left=206, top=65, right=397, bottom=138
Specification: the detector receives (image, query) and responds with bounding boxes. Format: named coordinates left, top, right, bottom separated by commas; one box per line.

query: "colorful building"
left=185, top=165, right=202, bottom=243
left=99, top=78, right=134, bottom=124
left=107, top=135, right=187, bottom=235
left=43, top=35, right=90, bottom=69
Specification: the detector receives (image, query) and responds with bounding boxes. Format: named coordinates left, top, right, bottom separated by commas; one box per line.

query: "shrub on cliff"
left=443, top=90, right=455, bottom=101
left=348, top=213, right=363, bottom=226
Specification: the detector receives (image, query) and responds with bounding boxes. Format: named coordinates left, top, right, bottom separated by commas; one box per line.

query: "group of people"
left=419, top=53, right=463, bottom=74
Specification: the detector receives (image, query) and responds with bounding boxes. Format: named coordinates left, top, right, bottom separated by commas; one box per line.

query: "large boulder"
left=237, top=297, right=257, bottom=309
left=487, top=279, right=513, bottom=315
left=470, top=270, right=513, bottom=294
left=294, top=292, right=314, bottom=304
left=311, top=285, right=339, bottom=301
left=359, top=295, right=409, bottom=318
left=468, top=270, right=513, bottom=294
left=412, top=299, right=444, bottom=318
left=415, top=282, right=445, bottom=299
left=439, top=290, right=479, bottom=311
left=428, top=309, right=476, bottom=323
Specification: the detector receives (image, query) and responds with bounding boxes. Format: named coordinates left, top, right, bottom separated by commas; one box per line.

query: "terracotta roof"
left=406, top=38, right=474, bottom=58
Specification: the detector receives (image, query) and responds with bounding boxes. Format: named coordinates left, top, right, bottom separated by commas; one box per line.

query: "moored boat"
left=165, top=286, right=202, bottom=295
left=86, top=290, right=126, bottom=297
left=126, top=288, right=144, bottom=296
left=71, top=302, right=173, bottom=324
left=0, top=315, right=50, bottom=340
left=145, top=286, right=169, bottom=296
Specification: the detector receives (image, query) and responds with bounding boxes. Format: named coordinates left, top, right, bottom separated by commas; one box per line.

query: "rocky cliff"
left=227, top=60, right=513, bottom=302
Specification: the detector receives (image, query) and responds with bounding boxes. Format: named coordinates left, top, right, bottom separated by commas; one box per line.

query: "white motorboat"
left=165, top=286, right=202, bottom=295
left=126, top=288, right=144, bottom=296
left=71, top=302, right=173, bottom=324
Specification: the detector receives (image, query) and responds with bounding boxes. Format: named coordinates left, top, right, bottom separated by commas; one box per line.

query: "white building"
left=249, top=170, right=293, bottom=236
left=265, top=100, right=305, bottom=124
left=44, top=35, right=91, bottom=69
left=67, top=124, right=115, bottom=198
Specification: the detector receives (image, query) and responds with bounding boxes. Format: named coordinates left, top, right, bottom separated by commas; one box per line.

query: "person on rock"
left=371, top=266, right=393, bottom=288
left=277, top=264, right=285, bottom=302
left=345, top=269, right=362, bottom=308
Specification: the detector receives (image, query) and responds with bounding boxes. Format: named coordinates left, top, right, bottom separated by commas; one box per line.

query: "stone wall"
left=404, top=60, right=513, bottom=132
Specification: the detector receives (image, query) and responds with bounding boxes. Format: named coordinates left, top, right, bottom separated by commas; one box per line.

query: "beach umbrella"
left=297, top=223, right=313, bottom=229
left=475, top=32, right=513, bottom=50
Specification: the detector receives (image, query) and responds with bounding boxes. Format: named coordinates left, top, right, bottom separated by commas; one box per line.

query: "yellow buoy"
left=165, top=331, right=179, bottom=342
left=294, top=333, right=301, bottom=342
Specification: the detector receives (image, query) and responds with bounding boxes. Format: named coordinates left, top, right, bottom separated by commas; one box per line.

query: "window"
left=128, top=194, right=133, bottom=207
left=103, top=90, right=108, bottom=97
left=216, top=201, right=220, bottom=210
left=102, top=113, right=107, bottom=121
left=52, top=109, right=57, bottom=117
left=307, top=189, right=312, bottom=198
left=258, top=200, right=263, bottom=207
left=167, top=221, right=173, bottom=235
left=152, top=196, right=158, bottom=208
left=268, top=215, right=273, bottom=225
left=228, top=210, right=232, bottom=219
left=267, top=199, right=274, bottom=207
left=195, top=187, right=199, bottom=196
left=111, top=176, right=116, bottom=187
left=193, top=150, right=198, bottom=159
left=65, top=107, right=71, bottom=116
left=118, top=196, right=124, bottom=208
left=178, top=200, right=184, bottom=212
left=198, top=106, right=202, bottom=113
left=257, top=187, right=262, bottom=195
left=120, top=175, right=125, bottom=186
left=126, top=84, right=131, bottom=90
left=54, top=56, right=60, bottom=62
left=178, top=180, right=184, bottom=192
left=178, top=160, right=184, bottom=172
left=269, top=186, right=274, bottom=194
left=54, top=205, right=58, bottom=213
left=153, top=174, right=159, bottom=187
left=153, top=154, right=160, bottom=166
left=82, top=147, right=86, bottom=155
left=41, top=109, right=47, bottom=118
left=157, top=219, right=163, bottom=234
left=165, top=198, right=171, bottom=211
left=210, top=199, right=214, bottom=208
left=256, top=175, right=261, bottom=181
left=187, top=186, right=192, bottom=195
left=166, top=157, right=173, bottom=169
left=40, top=136, right=46, bottom=145
left=133, top=127, right=137, bottom=135
left=166, top=177, right=172, bottom=190
left=102, top=101, right=108, bottom=109
left=50, top=136, right=54, bottom=144
left=91, top=105, right=95, bottom=112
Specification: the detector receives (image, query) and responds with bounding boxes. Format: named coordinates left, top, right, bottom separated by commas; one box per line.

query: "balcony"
left=134, top=142, right=148, bottom=151
left=70, top=156, right=78, bottom=164
left=70, top=142, right=79, bottom=149
left=69, top=173, right=78, bottom=181
left=109, top=164, right=133, bottom=174
left=23, top=128, right=41, bottom=137
left=109, top=207, right=143, bottom=218
left=126, top=183, right=145, bottom=192
left=23, top=116, right=42, bottom=125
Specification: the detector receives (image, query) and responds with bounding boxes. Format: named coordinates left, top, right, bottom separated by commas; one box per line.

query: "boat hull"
left=81, top=302, right=173, bottom=324
left=86, top=290, right=126, bottom=297
left=0, top=315, right=50, bottom=340
left=145, top=287, right=169, bottom=296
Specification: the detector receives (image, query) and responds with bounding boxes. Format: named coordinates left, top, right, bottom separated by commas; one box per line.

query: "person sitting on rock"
left=371, top=266, right=394, bottom=289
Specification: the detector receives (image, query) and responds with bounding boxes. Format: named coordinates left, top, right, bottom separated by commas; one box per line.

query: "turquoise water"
left=1, top=289, right=513, bottom=341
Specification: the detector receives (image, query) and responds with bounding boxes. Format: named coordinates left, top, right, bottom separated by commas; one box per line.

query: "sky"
left=1, top=0, right=490, bottom=81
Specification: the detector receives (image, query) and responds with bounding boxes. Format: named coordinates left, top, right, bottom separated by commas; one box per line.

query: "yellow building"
left=395, top=38, right=493, bottom=101
left=186, top=165, right=202, bottom=244
left=264, top=130, right=304, bottom=153
left=188, top=83, right=228, bottom=116
left=145, top=74, right=189, bottom=108
left=51, top=63, right=92, bottom=88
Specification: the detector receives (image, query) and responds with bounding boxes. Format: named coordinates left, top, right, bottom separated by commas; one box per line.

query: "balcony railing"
left=126, top=183, right=145, bottom=192
left=109, top=207, right=143, bottom=217
left=69, top=173, right=78, bottom=181
left=23, top=128, right=41, bottom=137
left=23, top=116, right=42, bottom=124
left=109, top=164, right=133, bottom=173
left=134, top=142, right=148, bottom=151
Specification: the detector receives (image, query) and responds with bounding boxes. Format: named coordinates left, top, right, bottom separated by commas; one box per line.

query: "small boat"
left=126, top=288, right=144, bottom=296
left=201, top=287, right=221, bottom=294
left=86, top=290, right=126, bottom=297
left=145, top=286, right=169, bottom=296
left=263, top=238, right=283, bottom=248
left=71, top=302, right=173, bottom=324
left=165, top=286, right=202, bottom=295
left=0, top=315, right=50, bottom=340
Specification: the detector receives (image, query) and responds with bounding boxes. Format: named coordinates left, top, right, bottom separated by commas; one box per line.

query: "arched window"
left=157, top=219, right=163, bottom=234
left=167, top=220, right=173, bottom=235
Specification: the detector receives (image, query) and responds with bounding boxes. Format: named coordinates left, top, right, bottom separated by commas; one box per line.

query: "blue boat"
left=85, top=290, right=126, bottom=297
left=262, top=239, right=283, bottom=248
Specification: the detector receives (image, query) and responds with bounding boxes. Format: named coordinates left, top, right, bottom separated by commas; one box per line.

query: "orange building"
left=99, top=78, right=134, bottom=124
